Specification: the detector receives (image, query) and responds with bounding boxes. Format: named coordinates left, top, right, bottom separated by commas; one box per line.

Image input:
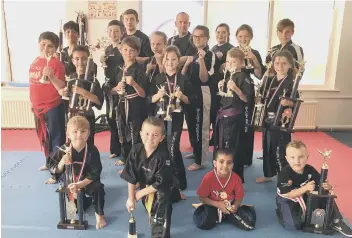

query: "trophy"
left=94, top=37, right=110, bottom=69
left=76, top=11, right=87, bottom=46
left=56, top=145, right=88, bottom=230
left=39, top=54, right=52, bottom=84
left=173, top=86, right=182, bottom=113
left=225, top=69, right=235, bottom=97
left=164, top=95, right=175, bottom=121
left=128, top=212, right=138, bottom=238
left=118, top=66, right=127, bottom=98
left=69, top=50, right=97, bottom=115
left=157, top=85, right=167, bottom=115
left=303, top=149, right=336, bottom=235
left=217, top=69, right=227, bottom=97
left=240, top=45, right=253, bottom=69
left=272, top=61, right=305, bottom=132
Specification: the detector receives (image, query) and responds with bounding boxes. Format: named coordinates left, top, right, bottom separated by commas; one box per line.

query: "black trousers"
left=242, top=105, right=255, bottom=166
left=262, top=122, right=290, bottom=177
left=210, top=93, right=221, bottom=141
left=214, top=113, right=245, bottom=183
left=107, top=114, right=121, bottom=156
left=141, top=187, right=173, bottom=238
left=186, top=86, right=211, bottom=165
left=165, top=113, right=187, bottom=190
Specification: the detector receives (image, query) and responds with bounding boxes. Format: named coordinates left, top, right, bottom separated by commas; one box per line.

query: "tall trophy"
left=218, top=69, right=235, bottom=98
left=272, top=61, right=305, bottom=132
left=217, top=69, right=228, bottom=97
left=76, top=11, right=87, bottom=46
left=240, top=45, right=253, bottom=69
left=157, top=85, right=166, bottom=115
left=303, top=149, right=336, bottom=235
left=94, top=37, right=110, bottom=69
left=56, top=145, right=88, bottom=230
left=173, top=86, right=182, bottom=113
left=118, top=66, right=127, bottom=98
left=164, top=93, right=175, bottom=121
left=249, top=62, right=272, bottom=129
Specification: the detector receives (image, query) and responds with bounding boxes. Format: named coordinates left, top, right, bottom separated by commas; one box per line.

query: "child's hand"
left=43, top=66, right=54, bottom=79
left=126, top=198, right=135, bottom=213
left=227, top=80, right=237, bottom=91
left=117, top=82, right=125, bottom=91
left=135, top=190, right=145, bottom=201
left=246, top=50, right=256, bottom=60
left=72, top=85, right=87, bottom=97
left=216, top=201, right=230, bottom=214
left=228, top=204, right=239, bottom=214
left=175, top=90, right=183, bottom=99
left=100, top=55, right=107, bottom=64
left=218, top=80, right=224, bottom=89
left=68, top=183, right=81, bottom=194
left=146, top=63, right=156, bottom=73
left=321, top=182, right=332, bottom=191
left=125, top=76, right=136, bottom=87
left=305, top=180, right=315, bottom=192
left=157, top=87, right=166, bottom=98
left=60, top=87, right=69, bottom=97
left=198, top=49, right=206, bottom=59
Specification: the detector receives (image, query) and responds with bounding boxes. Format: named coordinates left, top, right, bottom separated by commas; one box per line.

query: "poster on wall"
left=88, top=1, right=117, bottom=19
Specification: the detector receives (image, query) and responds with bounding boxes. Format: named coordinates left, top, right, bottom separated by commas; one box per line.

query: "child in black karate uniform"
left=48, top=116, right=106, bottom=229
left=110, top=36, right=148, bottom=170
left=121, top=117, right=176, bottom=238
left=215, top=48, right=254, bottom=182
left=149, top=45, right=192, bottom=190
left=101, top=19, right=124, bottom=159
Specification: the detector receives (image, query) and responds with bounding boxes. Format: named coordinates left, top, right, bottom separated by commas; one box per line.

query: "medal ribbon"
left=213, top=169, right=232, bottom=223
left=266, top=74, right=288, bottom=108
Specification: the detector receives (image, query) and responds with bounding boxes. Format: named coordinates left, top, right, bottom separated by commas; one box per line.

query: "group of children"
left=28, top=8, right=352, bottom=238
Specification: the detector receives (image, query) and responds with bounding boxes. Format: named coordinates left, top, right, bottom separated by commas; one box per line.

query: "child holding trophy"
left=111, top=36, right=148, bottom=170
left=215, top=48, right=254, bottom=182
left=29, top=31, right=66, bottom=174
left=276, top=140, right=352, bottom=237
left=149, top=45, right=192, bottom=190
left=48, top=116, right=106, bottom=229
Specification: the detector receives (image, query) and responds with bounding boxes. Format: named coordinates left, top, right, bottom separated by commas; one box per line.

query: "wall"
left=2, top=0, right=352, bottom=129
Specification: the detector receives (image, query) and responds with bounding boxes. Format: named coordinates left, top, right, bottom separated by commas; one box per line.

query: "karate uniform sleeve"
left=86, top=146, right=102, bottom=181
left=239, top=74, right=255, bottom=103
left=92, top=80, right=104, bottom=110
left=197, top=173, right=211, bottom=198
left=120, top=147, right=139, bottom=184
left=277, top=168, right=294, bottom=194
left=205, top=51, right=216, bottom=77
left=233, top=173, right=245, bottom=201
left=308, top=165, right=321, bottom=191
left=253, top=49, right=265, bottom=78
left=183, top=75, right=196, bottom=104
left=151, top=155, right=173, bottom=190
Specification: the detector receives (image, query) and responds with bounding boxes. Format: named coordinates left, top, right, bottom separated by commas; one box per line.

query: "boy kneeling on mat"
left=193, top=148, right=256, bottom=230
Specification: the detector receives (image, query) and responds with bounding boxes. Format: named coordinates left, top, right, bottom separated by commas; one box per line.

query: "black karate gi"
left=262, top=72, right=296, bottom=178
left=122, top=30, right=153, bottom=57
left=167, top=32, right=197, bottom=56
left=62, top=47, right=98, bottom=77
left=102, top=44, right=124, bottom=156
left=276, top=164, right=342, bottom=230
left=67, top=73, right=104, bottom=148
left=121, top=143, right=174, bottom=238
left=266, top=40, right=304, bottom=69
left=49, top=143, right=105, bottom=216
left=149, top=72, right=194, bottom=190
left=184, top=46, right=216, bottom=166
left=111, top=62, right=149, bottom=162
left=214, top=71, right=254, bottom=182
left=210, top=42, right=234, bottom=144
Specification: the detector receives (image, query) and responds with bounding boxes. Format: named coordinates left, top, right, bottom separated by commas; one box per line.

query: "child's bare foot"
left=38, top=165, right=48, bottom=171
left=255, top=177, right=272, bottom=183
left=180, top=193, right=187, bottom=200
left=115, top=160, right=125, bottom=166
left=45, top=177, right=56, bottom=184
left=187, top=163, right=203, bottom=171
left=95, top=213, right=106, bottom=229
left=109, top=154, right=117, bottom=159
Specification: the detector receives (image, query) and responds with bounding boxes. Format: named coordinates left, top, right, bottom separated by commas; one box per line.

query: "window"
left=207, top=1, right=270, bottom=61
left=141, top=0, right=205, bottom=38
left=271, top=0, right=335, bottom=85
left=4, top=1, right=66, bottom=82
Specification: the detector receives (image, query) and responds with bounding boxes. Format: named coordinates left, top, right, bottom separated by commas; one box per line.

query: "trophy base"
left=157, top=111, right=166, bottom=115
left=302, top=225, right=334, bottom=235
left=173, top=109, right=181, bottom=113
left=224, top=94, right=234, bottom=98
left=57, top=220, right=88, bottom=230
left=128, top=233, right=138, bottom=238
left=62, top=96, right=69, bottom=101
left=271, top=125, right=295, bottom=133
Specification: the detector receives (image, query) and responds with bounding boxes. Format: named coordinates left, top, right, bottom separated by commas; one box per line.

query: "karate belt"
left=277, top=188, right=306, bottom=214
left=145, top=185, right=156, bottom=223
left=216, top=107, right=241, bottom=147
left=124, top=93, right=139, bottom=124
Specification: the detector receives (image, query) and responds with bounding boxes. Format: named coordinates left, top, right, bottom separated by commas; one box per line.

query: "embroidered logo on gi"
left=141, top=166, right=151, bottom=172
left=165, top=160, right=170, bottom=166
left=280, top=179, right=292, bottom=187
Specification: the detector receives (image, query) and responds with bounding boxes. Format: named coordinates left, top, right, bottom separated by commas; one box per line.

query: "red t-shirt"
left=197, top=170, right=244, bottom=202
left=29, top=57, right=65, bottom=108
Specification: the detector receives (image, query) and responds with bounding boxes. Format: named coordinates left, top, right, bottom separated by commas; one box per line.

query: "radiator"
left=1, top=100, right=35, bottom=129
left=294, top=101, right=318, bottom=130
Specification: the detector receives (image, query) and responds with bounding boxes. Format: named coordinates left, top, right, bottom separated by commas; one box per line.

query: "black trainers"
left=331, top=220, right=352, bottom=237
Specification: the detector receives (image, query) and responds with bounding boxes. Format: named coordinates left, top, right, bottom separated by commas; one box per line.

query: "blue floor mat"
left=1, top=151, right=344, bottom=237
left=326, top=132, right=352, bottom=148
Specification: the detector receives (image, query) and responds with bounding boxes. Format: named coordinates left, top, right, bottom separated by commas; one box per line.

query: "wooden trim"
left=2, top=1, right=13, bottom=82
left=203, top=0, right=208, bottom=26
left=266, top=0, right=275, bottom=53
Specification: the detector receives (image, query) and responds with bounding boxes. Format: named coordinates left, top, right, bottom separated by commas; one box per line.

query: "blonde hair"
left=286, top=140, right=307, bottom=150
left=67, top=115, right=90, bottom=132
left=227, top=48, right=245, bottom=62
